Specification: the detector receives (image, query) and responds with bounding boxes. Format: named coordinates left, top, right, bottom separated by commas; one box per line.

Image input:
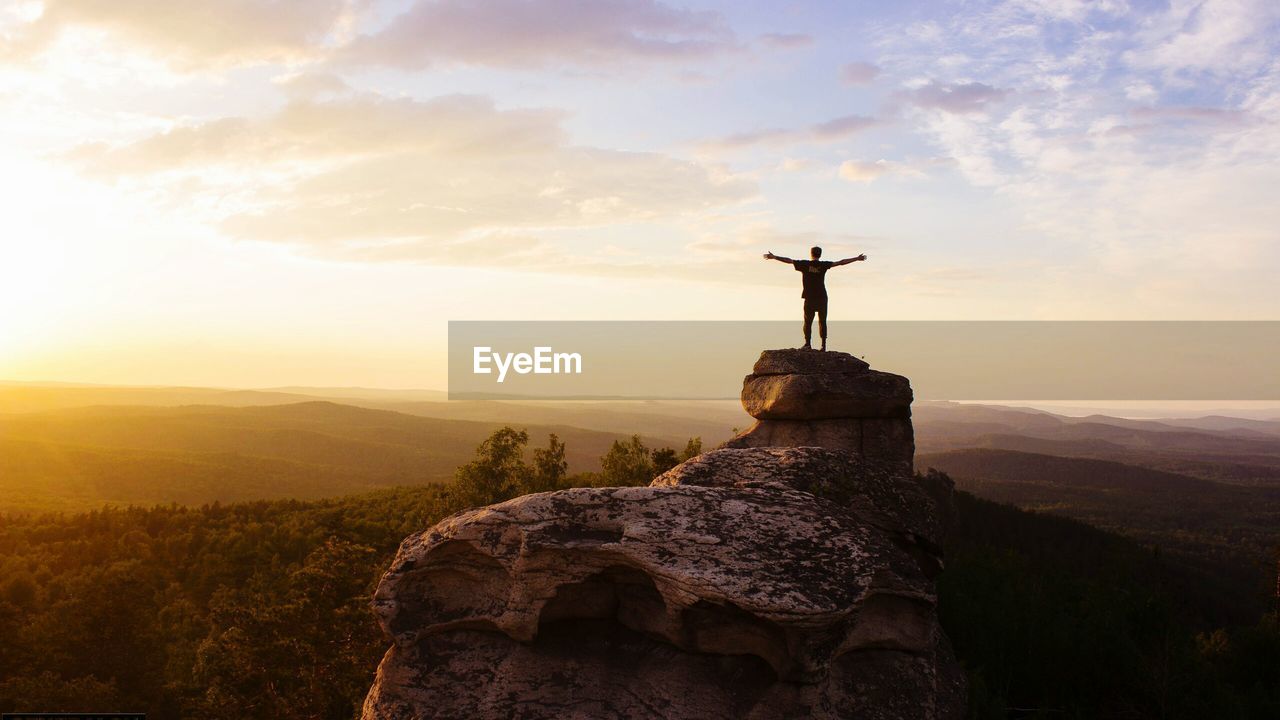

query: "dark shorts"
left=804, top=295, right=828, bottom=315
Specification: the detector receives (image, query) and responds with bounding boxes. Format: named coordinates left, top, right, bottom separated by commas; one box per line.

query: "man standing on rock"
left=763, top=246, right=867, bottom=351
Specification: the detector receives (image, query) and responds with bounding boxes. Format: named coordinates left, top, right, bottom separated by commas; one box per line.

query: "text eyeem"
left=473, top=346, right=583, bottom=383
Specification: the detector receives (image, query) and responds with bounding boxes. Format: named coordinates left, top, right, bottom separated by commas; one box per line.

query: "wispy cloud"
left=1125, top=0, right=1280, bottom=76
left=872, top=0, right=1280, bottom=313
left=686, top=225, right=876, bottom=259
left=839, top=61, right=880, bottom=85
left=1129, top=105, right=1249, bottom=125
left=69, top=93, right=756, bottom=255
left=758, top=32, right=813, bottom=49
left=703, top=114, right=882, bottom=150
left=3, top=0, right=742, bottom=73
left=338, top=0, right=735, bottom=69
left=837, top=159, right=924, bottom=183
left=2, top=0, right=360, bottom=68
left=899, top=80, right=1009, bottom=114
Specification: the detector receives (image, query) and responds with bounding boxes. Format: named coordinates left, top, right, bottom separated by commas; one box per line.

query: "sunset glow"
left=2, top=0, right=1278, bottom=387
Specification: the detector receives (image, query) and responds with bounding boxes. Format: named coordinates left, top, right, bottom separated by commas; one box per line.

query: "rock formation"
left=362, top=350, right=966, bottom=719
left=724, top=349, right=915, bottom=470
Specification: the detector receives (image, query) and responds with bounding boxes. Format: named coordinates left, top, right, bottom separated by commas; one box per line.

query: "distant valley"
left=2, top=383, right=1277, bottom=622
left=0, top=400, right=705, bottom=512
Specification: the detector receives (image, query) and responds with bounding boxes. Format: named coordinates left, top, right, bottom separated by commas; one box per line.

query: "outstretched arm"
left=832, top=254, right=868, bottom=267
left=763, top=251, right=795, bottom=264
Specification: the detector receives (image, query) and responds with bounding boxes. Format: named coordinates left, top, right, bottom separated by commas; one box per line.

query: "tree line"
left=451, top=428, right=701, bottom=506
left=0, top=428, right=1275, bottom=719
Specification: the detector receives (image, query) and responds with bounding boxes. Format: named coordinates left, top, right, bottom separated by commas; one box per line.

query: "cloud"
left=811, top=114, right=880, bottom=139
left=686, top=225, right=876, bottom=257
left=758, top=32, right=813, bottom=49
left=1126, top=0, right=1280, bottom=76
left=838, top=159, right=924, bottom=183
left=323, top=232, right=564, bottom=265
left=838, top=160, right=892, bottom=183
left=69, top=93, right=755, bottom=255
left=901, top=80, right=1009, bottom=114
left=868, top=1, right=1280, bottom=311
left=339, top=0, right=734, bottom=69
left=704, top=114, right=881, bottom=150
left=4, top=0, right=357, bottom=68
left=1124, top=81, right=1158, bottom=102
left=775, top=157, right=813, bottom=172
left=840, top=61, right=881, bottom=85
left=273, top=71, right=351, bottom=99
left=3, top=0, right=740, bottom=73
left=900, top=266, right=990, bottom=297
left=1000, top=0, right=1125, bottom=23
left=1130, top=105, right=1249, bottom=125
left=69, top=94, right=568, bottom=172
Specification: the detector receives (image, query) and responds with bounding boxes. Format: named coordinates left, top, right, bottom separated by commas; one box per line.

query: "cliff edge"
left=361, top=350, right=965, bottom=719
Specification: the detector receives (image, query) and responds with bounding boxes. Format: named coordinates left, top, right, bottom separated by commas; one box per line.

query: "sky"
left=1, top=0, right=1278, bottom=388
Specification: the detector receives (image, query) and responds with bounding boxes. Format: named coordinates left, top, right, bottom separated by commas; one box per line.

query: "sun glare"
left=0, top=154, right=96, bottom=366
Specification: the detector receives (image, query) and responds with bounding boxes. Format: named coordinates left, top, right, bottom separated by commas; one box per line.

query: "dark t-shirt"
left=793, top=260, right=834, bottom=298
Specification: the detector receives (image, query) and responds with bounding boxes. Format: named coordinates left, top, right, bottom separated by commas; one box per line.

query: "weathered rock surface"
left=743, top=370, right=912, bottom=420
left=653, top=447, right=945, bottom=573
left=728, top=350, right=915, bottom=469
left=361, top=350, right=965, bottom=720
left=724, top=417, right=915, bottom=467
left=752, top=349, right=870, bottom=376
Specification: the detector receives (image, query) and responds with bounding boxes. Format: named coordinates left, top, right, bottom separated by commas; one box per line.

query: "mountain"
left=0, top=383, right=325, bottom=413
left=914, top=401, right=1280, bottom=485
left=1158, top=414, right=1280, bottom=436
left=365, top=399, right=743, bottom=446
left=918, top=447, right=1214, bottom=492
left=918, top=447, right=1280, bottom=621
left=0, top=402, right=696, bottom=513
left=0, top=381, right=744, bottom=446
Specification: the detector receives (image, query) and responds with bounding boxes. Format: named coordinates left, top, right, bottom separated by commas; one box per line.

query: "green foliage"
left=0, top=673, right=123, bottom=713
left=922, top=448, right=1280, bottom=623
left=600, top=434, right=703, bottom=485
left=451, top=428, right=575, bottom=506
left=193, top=539, right=382, bottom=719
left=600, top=435, right=656, bottom=486
left=0, top=430, right=1273, bottom=720
left=529, top=433, right=568, bottom=494
left=453, top=427, right=531, bottom=507
left=651, top=447, right=680, bottom=475
left=0, top=484, right=454, bottom=718
left=940, top=489, right=1280, bottom=719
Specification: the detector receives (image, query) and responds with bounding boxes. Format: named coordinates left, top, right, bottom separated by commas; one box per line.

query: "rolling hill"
left=915, top=401, right=1280, bottom=485
left=0, top=401, right=699, bottom=513
left=919, top=447, right=1280, bottom=620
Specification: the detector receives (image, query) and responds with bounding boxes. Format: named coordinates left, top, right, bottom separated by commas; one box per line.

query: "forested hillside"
left=0, top=432, right=1275, bottom=719
left=921, top=448, right=1280, bottom=621
left=0, top=403, right=695, bottom=513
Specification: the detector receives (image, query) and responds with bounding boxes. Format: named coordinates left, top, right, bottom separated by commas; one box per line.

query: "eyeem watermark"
left=450, top=321, right=1280, bottom=400
left=473, top=346, right=582, bottom=383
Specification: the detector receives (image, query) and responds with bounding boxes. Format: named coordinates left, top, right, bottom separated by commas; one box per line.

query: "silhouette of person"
left=763, top=246, right=867, bottom=351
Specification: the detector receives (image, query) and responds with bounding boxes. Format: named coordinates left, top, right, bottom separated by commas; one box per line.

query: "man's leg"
left=817, top=302, right=828, bottom=351
left=802, top=304, right=815, bottom=348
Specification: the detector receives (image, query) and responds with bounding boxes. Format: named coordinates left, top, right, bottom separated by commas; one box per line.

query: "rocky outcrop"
left=653, top=447, right=947, bottom=578
left=725, top=349, right=915, bottom=469
left=361, top=350, right=965, bottom=720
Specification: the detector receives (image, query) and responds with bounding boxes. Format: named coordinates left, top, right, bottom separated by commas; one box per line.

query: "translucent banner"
left=447, top=321, right=1280, bottom=401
